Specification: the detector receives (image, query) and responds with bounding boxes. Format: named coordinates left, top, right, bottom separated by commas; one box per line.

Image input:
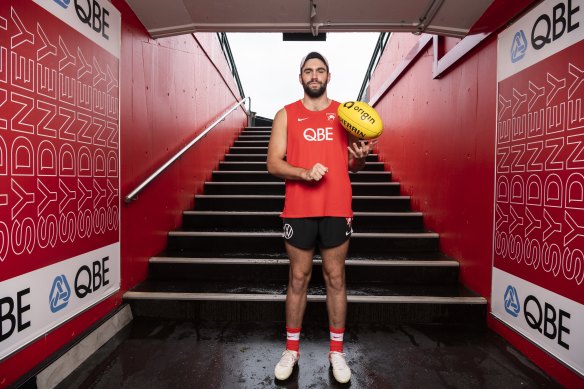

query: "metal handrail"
left=357, top=32, right=390, bottom=102
left=124, top=96, right=251, bottom=203
left=217, top=33, right=245, bottom=99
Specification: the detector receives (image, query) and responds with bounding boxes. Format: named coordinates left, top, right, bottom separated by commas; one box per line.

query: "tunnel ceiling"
left=125, top=0, right=506, bottom=39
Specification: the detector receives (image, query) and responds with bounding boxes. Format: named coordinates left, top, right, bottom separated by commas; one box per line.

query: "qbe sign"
left=493, top=0, right=584, bottom=376
left=0, top=0, right=121, bottom=360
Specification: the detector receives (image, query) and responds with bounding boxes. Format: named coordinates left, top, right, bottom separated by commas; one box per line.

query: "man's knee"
left=289, top=269, right=311, bottom=293
left=323, top=270, right=345, bottom=291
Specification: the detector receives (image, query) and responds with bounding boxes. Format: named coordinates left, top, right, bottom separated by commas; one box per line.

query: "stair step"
left=229, top=147, right=270, bottom=154
left=124, top=281, right=486, bottom=325
left=194, top=195, right=410, bottom=211
left=239, top=133, right=271, bottom=137
left=211, top=170, right=391, bottom=182
left=237, top=133, right=270, bottom=138
left=233, top=140, right=269, bottom=147
left=243, top=126, right=272, bottom=132
left=127, top=281, right=481, bottom=299
left=150, top=257, right=456, bottom=265
left=182, top=211, right=423, bottom=232
left=203, top=181, right=400, bottom=195
left=218, top=161, right=385, bottom=171
left=223, top=153, right=380, bottom=162
left=223, top=154, right=267, bottom=162
left=236, top=140, right=391, bottom=149
left=166, top=231, right=439, bottom=255
left=148, top=257, right=459, bottom=284
left=237, top=135, right=271, bottom=140
left=228, top=146, right=382, bottom=162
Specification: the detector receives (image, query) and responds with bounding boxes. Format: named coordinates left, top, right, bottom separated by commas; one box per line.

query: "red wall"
left=0, top=1, right=246, bottom=386
left=371, top=34, right=495, bottom=299
left=119, top=16, right=247, bottom=291
left=369, top=33, right=582, bottom=387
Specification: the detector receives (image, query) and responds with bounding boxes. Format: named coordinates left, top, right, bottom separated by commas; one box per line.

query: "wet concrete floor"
left=59, top=319, right=561, bottom=389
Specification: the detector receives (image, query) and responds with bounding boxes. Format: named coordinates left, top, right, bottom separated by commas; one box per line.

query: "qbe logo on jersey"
left=303, top=127, right=334, bottom=142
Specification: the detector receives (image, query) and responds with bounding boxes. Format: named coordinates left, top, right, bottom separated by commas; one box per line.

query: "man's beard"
left=302, top=81, right=327, bottom=98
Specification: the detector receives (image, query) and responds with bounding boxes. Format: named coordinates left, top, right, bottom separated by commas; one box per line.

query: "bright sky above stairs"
left=227, top=32, right=380, bottom=119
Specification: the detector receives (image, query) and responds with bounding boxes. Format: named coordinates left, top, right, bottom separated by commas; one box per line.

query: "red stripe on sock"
left=329, top=327, right=345, bottom=353
left=286, top=327, right=301, bottom=352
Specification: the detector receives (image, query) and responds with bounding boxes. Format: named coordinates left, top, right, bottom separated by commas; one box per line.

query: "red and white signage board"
left=0, top=0, right=120, bottom=360
left=493, top=0, right=584, bottom=376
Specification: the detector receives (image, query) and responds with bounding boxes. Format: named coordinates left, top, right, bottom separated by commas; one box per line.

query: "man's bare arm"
left=267, top=108, right=327, bottom=182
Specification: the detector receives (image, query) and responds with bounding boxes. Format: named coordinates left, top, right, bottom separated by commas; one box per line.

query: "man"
left=267, top=51, right=372, bottom=383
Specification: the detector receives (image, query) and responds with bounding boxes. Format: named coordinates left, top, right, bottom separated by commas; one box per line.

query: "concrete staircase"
left=124, top=126, right=486, bottom=326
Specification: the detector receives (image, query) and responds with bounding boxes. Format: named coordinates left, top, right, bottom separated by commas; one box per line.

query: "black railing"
left=217, top=33, right=246, bottom=99
left=357, top=32, right=390, bottom=102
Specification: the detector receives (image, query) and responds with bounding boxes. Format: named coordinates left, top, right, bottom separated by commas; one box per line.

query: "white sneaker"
left=274, top=349, right=299, bottom=380
left=329, top=351, right=351, bottom=383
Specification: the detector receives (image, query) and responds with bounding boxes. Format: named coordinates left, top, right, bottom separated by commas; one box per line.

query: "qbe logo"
left=510, top=30, right=528, bottom=63
left=49, top=275, right=71, bottom=313
left=530, top=0, right=580, bottom=50
left=504, top=284, right=521, bottom=317
left=52, top=0, right=112, bottom=40
left=53, top=0, right=70, bottom=8
left=303, top=127, right=333, bottom=142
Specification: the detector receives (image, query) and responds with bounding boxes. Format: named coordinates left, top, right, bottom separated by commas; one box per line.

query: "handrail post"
left=125, top=96, right=250, bottom=203
left=247, top=97, right=253, bottom=127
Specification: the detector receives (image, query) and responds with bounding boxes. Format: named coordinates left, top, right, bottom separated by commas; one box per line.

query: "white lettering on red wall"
left=493, top=0, right=584, bottom=375
left=0, top=0, right=120, bottom=360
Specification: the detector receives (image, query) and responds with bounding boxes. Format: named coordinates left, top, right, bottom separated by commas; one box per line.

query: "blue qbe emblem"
left=49, top=275, right=71, bottom=313
left=510, top=30, right=528, bottom=63
left=504, top=285, right=521, bottom=317
left=53, top=0, right=71, bottom=9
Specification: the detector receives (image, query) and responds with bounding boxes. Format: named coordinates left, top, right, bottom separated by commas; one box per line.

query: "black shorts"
left=282, top=217, right=353, bottom=249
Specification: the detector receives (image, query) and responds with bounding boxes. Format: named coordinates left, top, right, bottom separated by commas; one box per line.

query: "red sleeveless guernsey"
left=281, top=100, right=353, bottom=218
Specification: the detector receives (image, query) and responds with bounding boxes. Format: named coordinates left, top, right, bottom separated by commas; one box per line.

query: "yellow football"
left=337, top=101, right=383, bottom=140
